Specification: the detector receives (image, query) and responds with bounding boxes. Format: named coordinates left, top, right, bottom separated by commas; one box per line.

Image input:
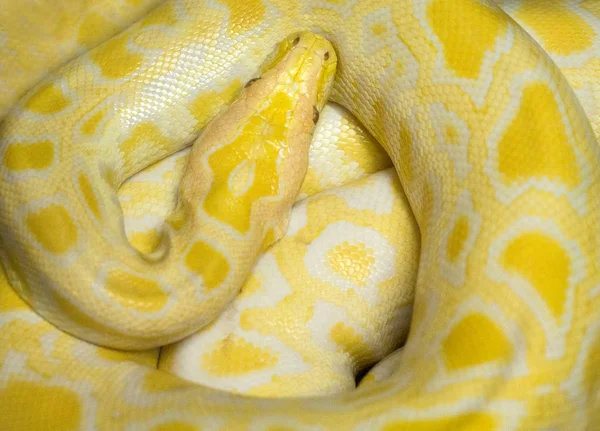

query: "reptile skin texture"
left=0, top=0, right=599, bottom=430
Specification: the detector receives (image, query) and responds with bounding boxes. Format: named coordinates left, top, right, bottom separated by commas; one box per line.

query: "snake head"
left=253, top=32, right=337, bottom=115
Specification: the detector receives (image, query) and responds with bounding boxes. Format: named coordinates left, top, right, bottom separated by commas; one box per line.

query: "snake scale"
left=1, top=0, right=600, bottom=430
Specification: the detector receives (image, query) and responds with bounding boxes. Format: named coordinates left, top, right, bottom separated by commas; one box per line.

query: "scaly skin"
left=1, top=0, right=600, bottom=430
left=0, top=32, right=337, bottom=349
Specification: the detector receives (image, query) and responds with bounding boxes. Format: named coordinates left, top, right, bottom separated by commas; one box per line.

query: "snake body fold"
left=0, top=0, right=600, bottom=429
left=0, top=31, right=337, bottom=349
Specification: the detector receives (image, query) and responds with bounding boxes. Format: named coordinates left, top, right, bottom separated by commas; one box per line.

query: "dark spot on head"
left=324, top=51, right=330, bottom=61
left=292, top=36, right=300, bottom=46
left=313, top=106, right=320, bottom=124
left=245, top=78, right=260, bottom=88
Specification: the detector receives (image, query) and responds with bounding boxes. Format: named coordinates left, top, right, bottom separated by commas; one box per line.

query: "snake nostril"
left=313, top=106, right=320, bottom=124
left=324, top=51, right=330, bottom=61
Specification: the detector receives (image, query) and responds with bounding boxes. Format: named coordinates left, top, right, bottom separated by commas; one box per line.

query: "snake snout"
left=258, top=32, right=337, bottom=112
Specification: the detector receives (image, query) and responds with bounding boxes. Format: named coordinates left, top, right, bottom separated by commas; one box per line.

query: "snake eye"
left=313, top=106, right=320, bottom=124
left=292, top=36, right=300, bottom=46
left=245, top=78, right=260, bottom=88
left=324, top=51, right=330, bottom=61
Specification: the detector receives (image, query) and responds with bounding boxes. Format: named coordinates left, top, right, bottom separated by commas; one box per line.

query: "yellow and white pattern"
left=1, top=0, right=600, bottom=430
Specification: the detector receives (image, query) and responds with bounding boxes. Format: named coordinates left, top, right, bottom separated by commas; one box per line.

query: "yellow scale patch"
left=327, top=241, right=375, bottom=286
left=104, top=269, right=168, bottom=312
left=382, top=413, right=496, bottom=431
left=336, top=118, right=391, bottom=176
left=442, top=313, right=512, bottom=370
left=95, top=346, right=158, bottom=368
left=339, top=135, right=391, bottom=174
left=80, top=108, right=107, bottom=136
left=428, top=0, right=505, bottom=79
left=26, top=205, right=78, bottom=253
left=330, top=322, right=372, bottom=359
left=184, top=241, right=230, bottom=289
left=498, top=83, right=580, bottom=188
left=90, top=33, right=142, bottom=79
left=119, top=122, right=171, bottom=175
left=447, top=216, right=469, bottom=262
left=152, top=422, right=198, bottom=431
left=501, top=232, right=570, bottom=318
left=129, top=229, right=163, bottom=254
left=24, top=83, right=70, bottom=114
left=190, top=80, right=242, bottom=126
left=237, top=273, right=264, bottom=299
left=201, top=335, right=278, bottom=376
left=4, top=140, right=54, bottom=171
left=140, top=3, right=177, bottom=28
left=78, top=13, right=120, bottom=48
left=370, top=23, right=388, bottom=37
left=515, top=1, right=594, bottom=55
left=78, top=174, right=102, bottom=219
left=0, top=274, right=30, bottom=312
left=203, top=92, right=292, bottom=233
left=585, top=333, right=600, bottom=399
left=142, top=371, right=191, bottom=393
left=220, top=0, right=266, bottom=35
left=446, top=125, right=459, bottom=144
left=299, top=168, right=322, bottom=196
left=0, top=381, right=81, bottom=431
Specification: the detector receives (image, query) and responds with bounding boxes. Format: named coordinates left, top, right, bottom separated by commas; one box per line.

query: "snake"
left=1, top=0, right=600, bottom=429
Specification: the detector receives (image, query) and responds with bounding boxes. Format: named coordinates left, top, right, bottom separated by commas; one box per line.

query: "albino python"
left=1, top=0, right=600, bottom=429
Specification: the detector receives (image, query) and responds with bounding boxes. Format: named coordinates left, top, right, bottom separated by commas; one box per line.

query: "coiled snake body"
left=1, top=0, right=600, bottom=429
